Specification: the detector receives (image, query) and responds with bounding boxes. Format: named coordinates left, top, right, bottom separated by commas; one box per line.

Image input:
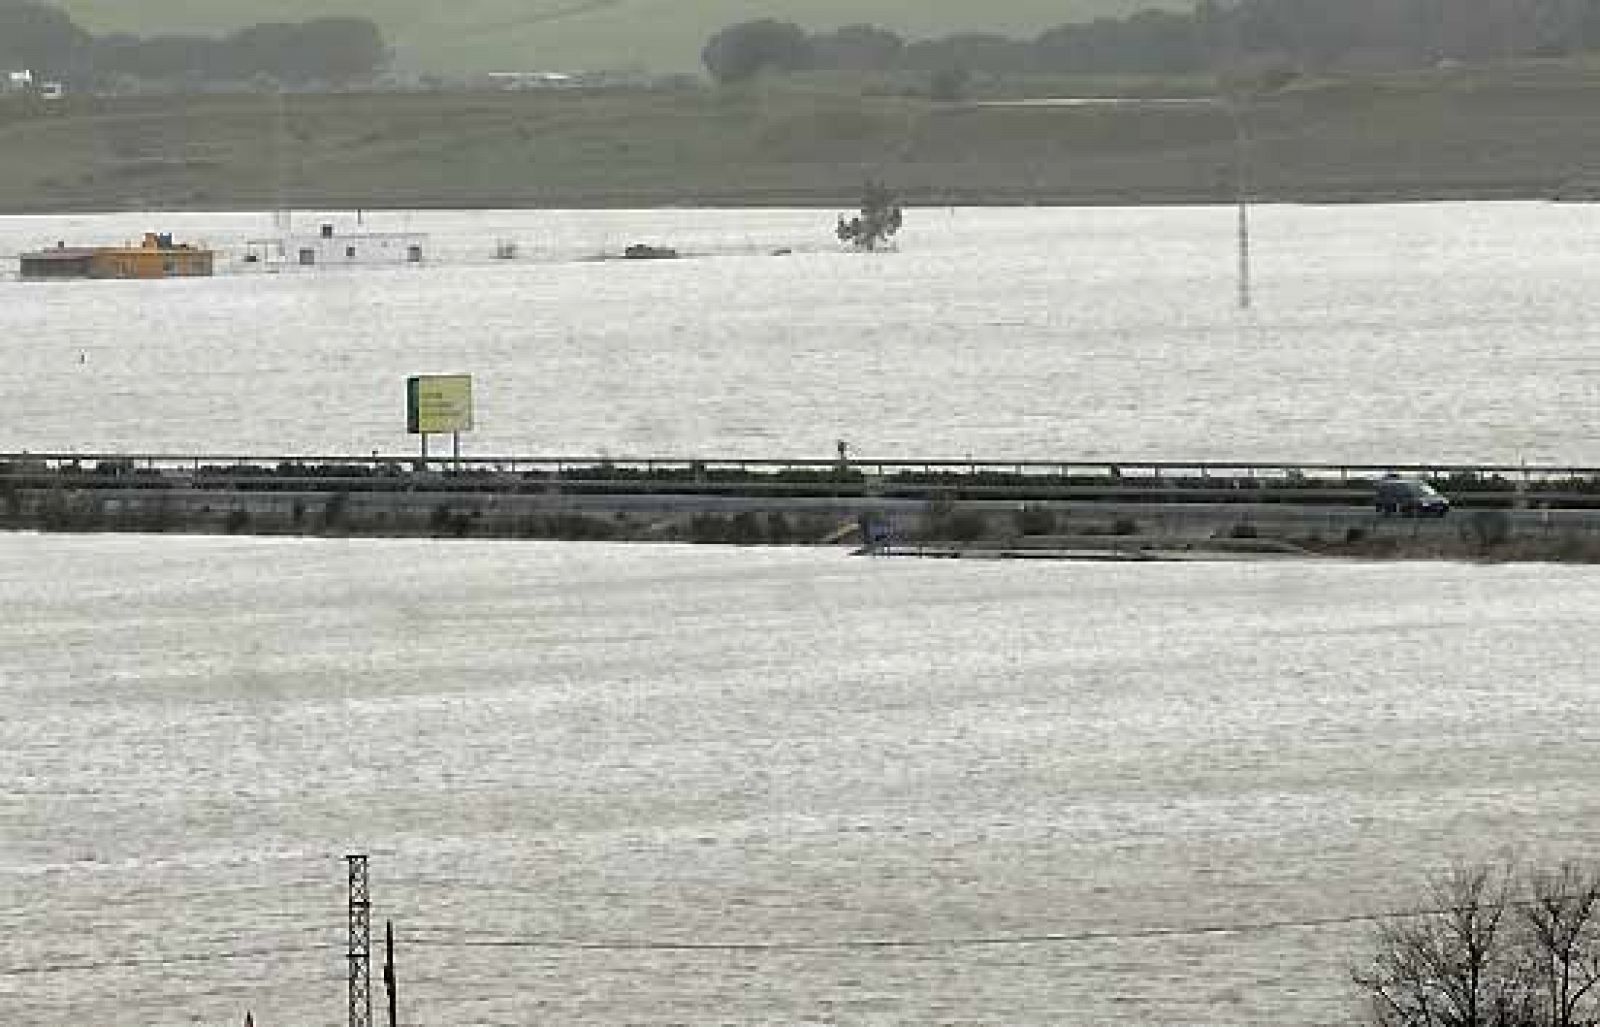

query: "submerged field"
left=8, top=533, right=1600, bottom=1023
left=6, top=65, right=1600, bottom=213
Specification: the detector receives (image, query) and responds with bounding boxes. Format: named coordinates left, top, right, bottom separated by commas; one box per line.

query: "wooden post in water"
left=383, top=920, right=397, bottom=1027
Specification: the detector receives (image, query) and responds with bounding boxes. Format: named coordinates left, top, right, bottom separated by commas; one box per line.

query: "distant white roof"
left=5, top=70, right=34, bottom=86
left=487, top=71, right=575, bottom=85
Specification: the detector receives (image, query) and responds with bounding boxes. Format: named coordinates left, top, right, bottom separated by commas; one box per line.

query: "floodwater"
left=4, top=204, right=1600, bottom=1024
left=1, top=203, right=1599, bottom=464
left=3, top=537, right=1599, bottom=1024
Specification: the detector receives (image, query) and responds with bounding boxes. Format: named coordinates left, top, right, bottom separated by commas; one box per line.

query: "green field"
left=52, top=0, right=1177, bottom=75
left=7, top=64, right=1600, bottom=214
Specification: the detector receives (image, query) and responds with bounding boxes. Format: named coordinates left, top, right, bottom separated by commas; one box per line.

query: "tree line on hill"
left=704, top=0, right=1600, bottom=84
left=0, top=1, right=385, bottom=87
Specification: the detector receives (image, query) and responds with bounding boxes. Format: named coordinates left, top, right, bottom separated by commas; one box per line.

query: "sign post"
left=406, top=374, right=474, bottom=470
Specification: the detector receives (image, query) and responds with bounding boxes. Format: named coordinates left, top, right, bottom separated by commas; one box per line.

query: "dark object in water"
left=623, top=243, right=679, bottom=259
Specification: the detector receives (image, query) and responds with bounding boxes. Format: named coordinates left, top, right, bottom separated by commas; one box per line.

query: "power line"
left=402, top=892, right=1599, bottom=956
left=400, top=909, right=1401, bottom=955
left=6, top=894, right=1584, bottom=980
left=0, top=942, right=341, bottom=978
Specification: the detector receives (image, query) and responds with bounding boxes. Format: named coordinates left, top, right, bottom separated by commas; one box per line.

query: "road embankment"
left=6, top=481, right=1600, bottom=563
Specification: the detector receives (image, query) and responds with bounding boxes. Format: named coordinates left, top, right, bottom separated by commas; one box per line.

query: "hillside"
left=50, top=0, right=1180, bottom=75
left=7, top=65, right=1600, bottom=213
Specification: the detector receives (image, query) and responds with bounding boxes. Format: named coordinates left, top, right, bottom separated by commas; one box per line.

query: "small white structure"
left=487, top=71, right=577, bottom=90
left=243, top=220, right=427, bottom=269
left=3, top=70, right=34, bottom=93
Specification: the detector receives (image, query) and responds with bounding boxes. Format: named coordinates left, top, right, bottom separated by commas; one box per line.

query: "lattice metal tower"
left=346, top=854, right=373, bottom=1027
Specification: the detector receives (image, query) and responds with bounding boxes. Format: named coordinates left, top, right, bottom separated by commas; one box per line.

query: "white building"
left=487, top=71, right=577, bottom=90
left=3, top=70, right=34, bottom=93
left=243, top=220, right=427, bottom=269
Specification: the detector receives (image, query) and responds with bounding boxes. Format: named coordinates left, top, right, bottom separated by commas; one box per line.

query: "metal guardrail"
left=5, top=451, right=1600, bottom=481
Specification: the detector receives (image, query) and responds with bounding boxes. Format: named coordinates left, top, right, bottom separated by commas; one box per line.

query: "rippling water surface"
left=4, top=536, right=1600, bottom=1024
left=3, top=203, right=1600, bottom=463
left=5, top=204, right=1600, bottom=1024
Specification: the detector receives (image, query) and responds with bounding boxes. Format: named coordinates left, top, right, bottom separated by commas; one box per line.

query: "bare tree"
left=1520, top=862, right=1600, bottom=1027
left=1355, top=861, right=1538, bottom=1026
left=1356, top=860, right=1600, bottom=1027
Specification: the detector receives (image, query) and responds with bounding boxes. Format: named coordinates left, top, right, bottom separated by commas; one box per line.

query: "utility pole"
left=970, top=95, right=1255, bottom=310
left=1228, top=98, right=1252, bottom=311
left=346, top=855, right=372, bottom=1027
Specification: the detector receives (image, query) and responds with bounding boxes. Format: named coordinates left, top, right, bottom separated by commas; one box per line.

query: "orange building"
left=20, top=233, right=214, bottom=280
